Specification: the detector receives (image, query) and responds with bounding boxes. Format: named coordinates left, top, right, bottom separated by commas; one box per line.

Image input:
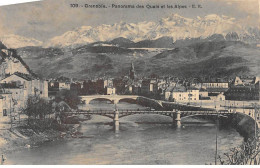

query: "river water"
left=5, top=101, right=244, bottom=165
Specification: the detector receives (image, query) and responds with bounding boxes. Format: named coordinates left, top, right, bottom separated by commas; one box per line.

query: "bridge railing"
left=63, top=109, right=235, bottom=115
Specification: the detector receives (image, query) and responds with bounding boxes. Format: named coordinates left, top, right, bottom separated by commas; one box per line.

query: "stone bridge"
left=79, top=95, right=163, bottom=108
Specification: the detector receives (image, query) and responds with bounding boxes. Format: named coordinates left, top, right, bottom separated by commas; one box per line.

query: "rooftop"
left=206, top=88, right=229, bottom=93
left=172, top=86, right=186, bottom=92
left=14, top=72, right=36, bottom=81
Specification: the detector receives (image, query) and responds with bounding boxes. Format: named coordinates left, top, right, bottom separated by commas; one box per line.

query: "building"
left=0, top=45, right=48, bottom=118
left=225, top=83, right=260, bottom=100
left=0, top=72, right=48, bottom=110
left=48, top=80, right=59, bottom=89
left=200, top=80, right=229, bottom=93
left=0, top=49, right=32, bottom=79
left=201, top=82, right=229, bottom=89
left=165, top=85, right=199, bottom=102
left=164, top=86, right=175, bottom=101
left=190, top=78, right=202, bottom=89
left=172, top=87, right=199, bottom=102
left=141, top=79, right=158, bottom=95
left=233, top=76, right=255, bottom=86
left=208, top=93, right=226, bottom=101
left=0, top=92, right=12, bottom=117
left=199, top=89, right=209, bottom=98
left=104, top=78, right=113, bottom=88
left=106, top=86, right=116, bottom=95
left=59, top=82, right=71, bottom=90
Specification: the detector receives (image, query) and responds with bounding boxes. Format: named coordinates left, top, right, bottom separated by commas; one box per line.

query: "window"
left=3, top=109, right=7, bottom=116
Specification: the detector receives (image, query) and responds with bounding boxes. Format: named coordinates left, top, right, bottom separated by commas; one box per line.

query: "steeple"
left=130, top=62, right=134, bottom=71
left=129, top=62, right=135, bottom=80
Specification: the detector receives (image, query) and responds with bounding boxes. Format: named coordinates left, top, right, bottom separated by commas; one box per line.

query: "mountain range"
left=1, top=14, right=260, bottom=48
left=46, top=14, right=260, bottom=48
left=0, top=34, right=43, bottom=49
left=0, top=13, right=259, bottom=79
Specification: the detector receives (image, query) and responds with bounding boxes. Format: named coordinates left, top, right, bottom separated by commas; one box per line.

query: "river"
left=5, top=100, right=244, bottom=165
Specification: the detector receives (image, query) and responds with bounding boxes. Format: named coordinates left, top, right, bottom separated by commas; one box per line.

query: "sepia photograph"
left=0, top=0, right=259, bottom=165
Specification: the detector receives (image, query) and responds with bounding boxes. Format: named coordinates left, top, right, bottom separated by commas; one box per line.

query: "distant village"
left=0, top=46, right=259, bottom=120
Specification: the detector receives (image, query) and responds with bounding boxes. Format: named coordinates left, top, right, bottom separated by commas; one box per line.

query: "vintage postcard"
left=0, top=0, right=259, bottom=165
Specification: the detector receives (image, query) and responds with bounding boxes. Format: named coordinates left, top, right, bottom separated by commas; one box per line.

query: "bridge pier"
left=114, top=109, right=119, bottom=132
left=175, top=111, right=181, bottom=128
left=85, top=99, right=90, bottom=104
left=113, top=99, right=119, bottom=104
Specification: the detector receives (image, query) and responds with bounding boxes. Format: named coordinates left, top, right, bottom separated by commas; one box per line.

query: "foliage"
left=82, top=80, right=105, bottom=95
left=55, top=90, right=80, bottom=109
left=218, top=137, right=260, bottom=165
left=22, top=95, right=53, bottom=125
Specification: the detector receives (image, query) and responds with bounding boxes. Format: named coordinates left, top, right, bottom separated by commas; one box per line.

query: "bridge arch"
left=181, top=114, right=229, bottom=120
left=88, top=98, right=114, bottom=104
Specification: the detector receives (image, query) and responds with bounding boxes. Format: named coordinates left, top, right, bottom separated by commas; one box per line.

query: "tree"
left=22, top=95, right=52, bottom=125
left=55, top=90, right=80, bottom=109
left=218, top=137, right=260, bottom=165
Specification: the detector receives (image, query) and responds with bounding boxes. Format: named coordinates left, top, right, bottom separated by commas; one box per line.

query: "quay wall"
left=136, top=96, right=164, bottom=110
left=231, top=113, right=258, bottom=140
left=136, top=96, right=258, bottom=139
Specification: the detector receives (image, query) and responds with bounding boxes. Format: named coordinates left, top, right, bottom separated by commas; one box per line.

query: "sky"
left=0, top=0, right=259, bottom=42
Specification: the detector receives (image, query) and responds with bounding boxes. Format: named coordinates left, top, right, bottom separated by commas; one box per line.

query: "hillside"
left=16, top=40, right=260, bottom=79
left=146, top=41, right=259, bottom=78
left=17, top=45, right=154, bottom=79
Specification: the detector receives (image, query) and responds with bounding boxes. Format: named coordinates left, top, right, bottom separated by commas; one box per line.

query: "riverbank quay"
left=0, top=115, right=84, bottom=155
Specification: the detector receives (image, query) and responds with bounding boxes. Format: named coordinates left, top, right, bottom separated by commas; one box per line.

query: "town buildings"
left=225, top=81, right=260, bottom=100
left=0, top=48, right=48, bottom=117
left=44, top=61, right=260, bottom=104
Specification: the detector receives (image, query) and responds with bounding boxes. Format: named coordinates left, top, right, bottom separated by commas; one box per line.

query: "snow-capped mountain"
left=45, top=14, right=260, bottom=47
left=0, top=34, right=43, bottom=48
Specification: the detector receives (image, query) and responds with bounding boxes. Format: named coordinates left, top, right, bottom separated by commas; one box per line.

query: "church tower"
left=129, top=62, right=136, bottom=80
